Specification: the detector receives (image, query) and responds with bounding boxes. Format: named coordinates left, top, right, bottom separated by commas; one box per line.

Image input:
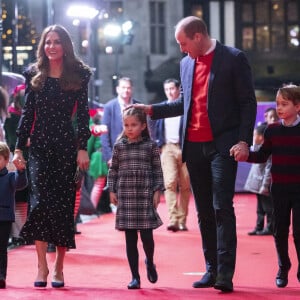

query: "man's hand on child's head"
left=124, top=104, right=152, bottom=115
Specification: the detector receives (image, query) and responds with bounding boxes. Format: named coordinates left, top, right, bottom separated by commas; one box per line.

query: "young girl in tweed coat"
left=108, top=107, right=164, bottom=289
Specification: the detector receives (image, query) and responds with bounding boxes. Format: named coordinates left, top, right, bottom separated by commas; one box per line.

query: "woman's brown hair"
left=30, top=24, right=91, bottom=92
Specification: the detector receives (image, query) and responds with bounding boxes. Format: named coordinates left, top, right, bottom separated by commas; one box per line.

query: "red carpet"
left=2, top=193, right=299, bottom=299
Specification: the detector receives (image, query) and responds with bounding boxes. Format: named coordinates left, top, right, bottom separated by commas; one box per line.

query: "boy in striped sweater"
left=230, top=84, right=300, bottom=288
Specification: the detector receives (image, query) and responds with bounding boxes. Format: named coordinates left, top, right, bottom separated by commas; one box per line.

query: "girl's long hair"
left=30, top=24, right=91, bottom=92
left=118, top=107, right=150, bottom=140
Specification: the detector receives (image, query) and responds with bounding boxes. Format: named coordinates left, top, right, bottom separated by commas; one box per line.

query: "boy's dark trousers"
left=0, top=222, right=12, bottom=279
left=255, top=194, right=273, bottom=232
left=272, top=188, right=300, bottom=271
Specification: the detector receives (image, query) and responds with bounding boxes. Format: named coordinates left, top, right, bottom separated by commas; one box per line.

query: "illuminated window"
left=149, top=1, right=166, bottom=54
left=239, top=0, right=299, bottom=52
left=242, top=27, right=254, bottom=50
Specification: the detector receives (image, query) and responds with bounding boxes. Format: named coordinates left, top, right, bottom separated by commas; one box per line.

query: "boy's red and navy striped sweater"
left=247, top=122, right=300, bottom=191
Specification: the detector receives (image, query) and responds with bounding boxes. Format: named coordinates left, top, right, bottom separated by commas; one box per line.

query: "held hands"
left=229, top=141, right=249, bottom=162
left=12, top=150, right=26, bottom=170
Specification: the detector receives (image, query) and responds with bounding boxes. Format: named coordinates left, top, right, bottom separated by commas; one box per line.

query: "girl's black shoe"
left=127, top=278, right=140, bottom=289
left=145, top=259, right=158, bottom=283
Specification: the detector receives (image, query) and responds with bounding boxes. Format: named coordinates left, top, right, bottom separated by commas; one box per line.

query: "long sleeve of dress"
left=15, top=90, right=35, bottom=150
left=76, top=69, right=91, bottom=151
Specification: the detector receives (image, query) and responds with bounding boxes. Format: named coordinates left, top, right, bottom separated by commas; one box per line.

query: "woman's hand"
left=77, top=150, right=90, bottom=171
left=12, top=149, right=26, bottom=170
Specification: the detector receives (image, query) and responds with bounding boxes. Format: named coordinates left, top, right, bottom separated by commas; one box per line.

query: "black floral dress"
left=16, top=68, right=91, bottom=248
left=108, top=137, right=164, bottom=230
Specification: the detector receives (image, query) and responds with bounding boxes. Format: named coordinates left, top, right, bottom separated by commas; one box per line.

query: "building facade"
left=3, top=0, right=300, bottom=103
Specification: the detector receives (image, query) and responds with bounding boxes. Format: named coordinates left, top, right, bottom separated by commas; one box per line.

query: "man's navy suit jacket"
left=151, top=41, right=257, bottom=162
left=154, top=101, right=183, bottom=148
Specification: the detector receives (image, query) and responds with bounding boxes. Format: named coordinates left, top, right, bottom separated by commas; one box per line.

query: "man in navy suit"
left=132, top=16, right=256, bottom=292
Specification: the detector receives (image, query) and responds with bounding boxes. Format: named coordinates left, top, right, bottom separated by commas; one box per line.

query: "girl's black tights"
left=125, top=229, right=154, bottom=279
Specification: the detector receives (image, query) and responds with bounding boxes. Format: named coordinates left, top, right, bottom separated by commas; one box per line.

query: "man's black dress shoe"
left=214, top=280, right=233, bottom=292
left=0, top=278, right=6, bottom=289
left=256, top=229, right=272, bottom=236
left=192, top=272, right=216, bottom=288
left=145, top=259, right=158, bottom=283
left=127, top=278, right=140, bottom=289
left=276, top=268, right=289, bottom=288
left=34, top=281, right=47, bottom=288
left=248, top=229, right=259, bottom=235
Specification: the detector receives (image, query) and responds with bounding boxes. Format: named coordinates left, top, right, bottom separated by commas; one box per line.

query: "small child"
left=244, top=123, right=273, bottom=235
left=0, top=141, right=27, bottom=288
left=264, top=107, right=279, bottom=125
left=107, top=107, right=164, bottom=289
left=230, top=84, right=300, bottom=288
